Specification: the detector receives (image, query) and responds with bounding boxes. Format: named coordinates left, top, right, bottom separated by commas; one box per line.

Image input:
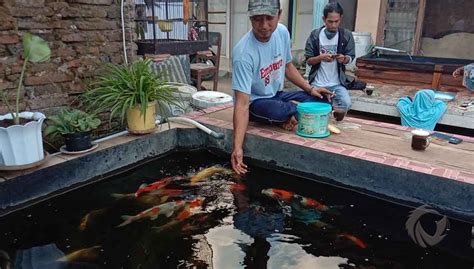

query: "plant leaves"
left=23, top=33, right=51, bottom=63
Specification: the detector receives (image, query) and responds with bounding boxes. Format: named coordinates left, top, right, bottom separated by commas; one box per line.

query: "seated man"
left=304, top=2, right=355, bottom=112
left=231, top=0, right=333, bottom=174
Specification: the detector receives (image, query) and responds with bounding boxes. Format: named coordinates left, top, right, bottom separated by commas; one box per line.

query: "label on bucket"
left=297, top=112, right=329, bottom=137
left=463, top=64, right=474, bottom=91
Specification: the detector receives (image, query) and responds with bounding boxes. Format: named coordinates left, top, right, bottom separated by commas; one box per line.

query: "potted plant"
left=44, top=108, right=101, bottom=152
left=0, top=33, right=50, bottom=167
left=85, top=58, right=178, bottom=134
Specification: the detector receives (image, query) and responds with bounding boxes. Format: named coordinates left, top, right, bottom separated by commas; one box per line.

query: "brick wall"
left=0, top=0, right=136, bottom=118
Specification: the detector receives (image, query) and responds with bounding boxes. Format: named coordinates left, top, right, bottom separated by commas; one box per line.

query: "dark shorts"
left=249, top=90, right=330, bottom=124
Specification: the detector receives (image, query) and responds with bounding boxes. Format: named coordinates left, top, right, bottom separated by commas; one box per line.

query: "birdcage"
left=135, top=0, right=209, bottom=55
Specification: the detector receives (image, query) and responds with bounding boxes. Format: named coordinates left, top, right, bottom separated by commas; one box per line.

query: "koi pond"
left=0, top=150, right=472, bottom=268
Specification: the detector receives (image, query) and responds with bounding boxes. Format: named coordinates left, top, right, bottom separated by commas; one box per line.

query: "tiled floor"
left=184, top=103, right=474, bottom=184
left=203, top=75, right=474, bottom=128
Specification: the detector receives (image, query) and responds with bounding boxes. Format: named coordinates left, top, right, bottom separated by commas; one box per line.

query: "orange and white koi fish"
left=262, top=189, right=332, bottom=212
left=338, top=234, right=367, bottom=249
left=79, top=208, right=108, bottom=231
left=58, top=245, right=102, bottom=263
left=152, top=198, right=204, bottom=232
left=293, top=194, right=329, bottom=212
left=111, top=188, right=184, bottom=200
left=261, top=188, right=295, bottom=201
left=117, top=200, right=186, bottom=227
left=190, top=166, right=233, bottom=184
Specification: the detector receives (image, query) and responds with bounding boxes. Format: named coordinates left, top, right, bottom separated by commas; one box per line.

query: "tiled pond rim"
left=0, top=107, right=473, bottom=222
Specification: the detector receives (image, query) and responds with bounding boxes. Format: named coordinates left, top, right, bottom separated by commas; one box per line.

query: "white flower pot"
left=0, top=112, right=45, bottom=166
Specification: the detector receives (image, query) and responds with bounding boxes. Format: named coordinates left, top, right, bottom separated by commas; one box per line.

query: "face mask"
left=324, top=28, right=337, bottom=39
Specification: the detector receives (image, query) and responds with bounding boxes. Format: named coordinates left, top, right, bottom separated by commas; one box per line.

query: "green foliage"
left=44, top=108, right=101, bottom=138
left=23, top=33, right=51, bottom=63
left=1, top=33, right=51, bottom=124
left=84, top=58, right=178, bottom=123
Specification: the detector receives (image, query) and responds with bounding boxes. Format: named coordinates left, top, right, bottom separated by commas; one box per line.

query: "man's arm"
left=336, top=30, right=356, bottom=64
left=285, top=62, right=333, bottom=100
left=231, top=91, right=249, bottom=174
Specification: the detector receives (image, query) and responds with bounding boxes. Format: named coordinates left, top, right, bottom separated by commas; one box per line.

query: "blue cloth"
left=232, top=24, right=292, bottom=102
left=249, top=90, right=330, bottom=124
left=397, top=89, right=447, bottom=130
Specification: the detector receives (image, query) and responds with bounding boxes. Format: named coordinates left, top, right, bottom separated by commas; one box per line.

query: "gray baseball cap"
left=248, top=0, right=280, bottom=17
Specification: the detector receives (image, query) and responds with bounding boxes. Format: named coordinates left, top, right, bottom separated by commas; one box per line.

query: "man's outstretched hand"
left=231, top=147, right=248, bottom=175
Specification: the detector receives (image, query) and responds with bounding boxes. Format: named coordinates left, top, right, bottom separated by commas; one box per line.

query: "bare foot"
left=280, top=116, right=298, bottom=131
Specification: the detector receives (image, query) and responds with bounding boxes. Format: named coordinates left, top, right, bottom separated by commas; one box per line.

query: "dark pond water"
left=0, top=150, right=472, bottom=269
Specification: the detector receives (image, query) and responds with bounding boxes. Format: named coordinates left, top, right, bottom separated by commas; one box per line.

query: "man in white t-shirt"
left=231, top=0, right=333, bottom=175
left=305, top=2, right=355, bottom=113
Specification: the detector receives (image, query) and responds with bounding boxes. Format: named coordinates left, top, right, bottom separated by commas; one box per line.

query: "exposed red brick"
left=24, top=73, right=73, bottom=86
left=74, top=45, right=99, bottom=55
left=11, top=7, right=53, bottom=17
left=75, top=19, right=117, bottom=30
left=15, top=0, right=45, bottom=7
left=61, top=33, right=85, bottom=43
left=0, top=34, right=18, bottom=44
left=62, top=7, right=107, bottom=18
left=27, top=94, right=71, bottom=110
left=0, top=20, right=14, bottom=31
left=68, top=0, right=112, bottom=5
left=53, top=47, right=77, bottom=58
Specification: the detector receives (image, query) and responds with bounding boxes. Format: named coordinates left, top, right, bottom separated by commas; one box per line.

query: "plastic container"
left=347, top=32, right=372, bottom=71
left=191, top=91, right=233, bottom=109
left=463, top=64, right=474, bottom=91
left=163, top=83, right=197, bottom=116
left=296, top=102, right=332, bottom=138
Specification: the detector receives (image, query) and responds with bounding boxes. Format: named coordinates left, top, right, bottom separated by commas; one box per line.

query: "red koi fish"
left=338, top=234, right=367, bottom=249
left=261, top=188, right=295, bottom=201
left=135, top=176, right=186, bottom=197
left=110, top=176, right=186, bottom=199
left=293, top=194, right=329, bottom=212
left=117, top=200, right=186, bottom=227
left=229, top=182, right=246, bottom=192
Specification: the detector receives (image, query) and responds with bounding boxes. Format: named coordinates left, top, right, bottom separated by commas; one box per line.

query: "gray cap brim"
left=249, top=7, right=279, bottom=17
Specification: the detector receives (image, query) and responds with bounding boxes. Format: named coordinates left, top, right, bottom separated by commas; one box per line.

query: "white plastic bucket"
left=347, top=32, right=372, bottom=71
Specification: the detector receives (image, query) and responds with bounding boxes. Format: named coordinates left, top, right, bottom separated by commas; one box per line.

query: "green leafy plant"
left=44, top=108, right=101, bottom=138
left=84, top=58, right=178, bottom=123
left=1, top=33, right=51, bottom=124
